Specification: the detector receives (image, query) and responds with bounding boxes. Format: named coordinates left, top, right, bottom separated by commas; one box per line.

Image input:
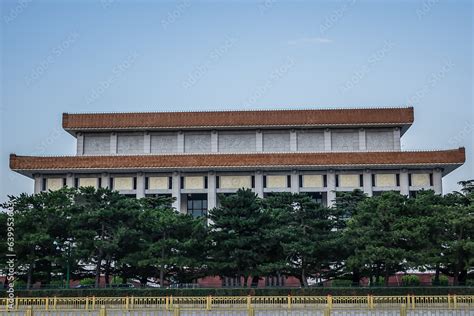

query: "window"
left=305, top=192, right=325, bottom=205
left=186, top=194, right=208, bottom=218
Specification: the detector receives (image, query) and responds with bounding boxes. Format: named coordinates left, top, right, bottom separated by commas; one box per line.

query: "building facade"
left=10, top=107, right=465, bottom=215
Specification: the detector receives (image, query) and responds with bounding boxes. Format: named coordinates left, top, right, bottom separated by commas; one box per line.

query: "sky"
left=0, top=0, right=472, bottom=203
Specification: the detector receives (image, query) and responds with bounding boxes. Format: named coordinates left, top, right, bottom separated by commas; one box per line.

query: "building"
left=10, top=107, right=466, bottom=215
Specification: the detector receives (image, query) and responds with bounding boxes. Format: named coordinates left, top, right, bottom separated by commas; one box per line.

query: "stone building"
left=10, top=107, right=465, bottom=215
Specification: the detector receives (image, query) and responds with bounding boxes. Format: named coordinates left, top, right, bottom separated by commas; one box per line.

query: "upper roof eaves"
left=62, top=107, right=414, bottom=134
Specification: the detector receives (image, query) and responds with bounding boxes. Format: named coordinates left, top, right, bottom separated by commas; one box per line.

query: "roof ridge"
left=63, top=106, right=413, bottom=115
left=10, top=148, right=464, bottom=159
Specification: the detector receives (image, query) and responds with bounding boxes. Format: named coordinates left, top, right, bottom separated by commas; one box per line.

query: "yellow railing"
left=1, top=295, right=473, bottom=312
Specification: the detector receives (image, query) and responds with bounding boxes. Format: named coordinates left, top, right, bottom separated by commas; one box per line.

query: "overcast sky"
left=0, top=0, right=472, bottom=202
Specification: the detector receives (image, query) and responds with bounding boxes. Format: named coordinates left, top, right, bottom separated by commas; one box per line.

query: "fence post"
left=53, top=296, right=57, bottom=310
left=26, top=306, right=33, bottom=316
left=166, top=296, right=169, bottom=310
left=170, top=295, right=174, bottom=309
left=287, top=294, right=292, bottom=310
left=453, top=294, right=457, bottom=309
left=45, top=297, right=49, bottom=311
left=85, top=297, right=89, bottom=311
left=247, top=306, right=255, bottom=316
left=206, top=295, right=212, bottom=311
left=131, top=296, right=134, bottom=309
left=173, top=306, right=180, bottom=316
left=324, top=305, right=331, bottom=316
left=15, top=297, right=19, bottom=310
left=400, top=304, right=407, bottom=316
left=327, top=295, right=333, bottom=309
left=247, top=295, right=252, bottom=310
left=92, top=296, right=96, bottom=310
left=448, top=294, right=452, bottom=309
left=411, top=295, right=415, bottom=309
left=99, top=305, right=107, bottom=316
left=125, top=296, right=130, bottom=310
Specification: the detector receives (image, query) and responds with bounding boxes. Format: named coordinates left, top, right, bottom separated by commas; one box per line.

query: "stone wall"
left=83, top=133, right=110, bottom=155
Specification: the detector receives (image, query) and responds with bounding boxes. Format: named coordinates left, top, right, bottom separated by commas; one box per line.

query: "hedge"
left=3, top=287, right=474, bottom=297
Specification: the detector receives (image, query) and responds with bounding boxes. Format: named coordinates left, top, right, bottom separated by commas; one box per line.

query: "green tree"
left=1, top=188, right=76, bottom=288
left=346, top=191, right=413, bottom=285
left=209, top=189, right=267, bottom=286
left=438, top=183, right=473, bottom=285
left=334, top=189, right=368, bottom=285
left=72, top=187, right=141, bottom=287
left=130, top=196, right=209, bottom=287
left=263, top=193, right=337, bottom=286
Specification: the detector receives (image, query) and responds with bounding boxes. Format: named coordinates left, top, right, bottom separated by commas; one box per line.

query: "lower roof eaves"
left=9, top=148, right=465, bottom=178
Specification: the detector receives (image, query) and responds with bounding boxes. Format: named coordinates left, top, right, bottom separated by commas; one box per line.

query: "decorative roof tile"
left=62, top=107, right=414, bottom=130
left=10, top=148, right=465, bottom=174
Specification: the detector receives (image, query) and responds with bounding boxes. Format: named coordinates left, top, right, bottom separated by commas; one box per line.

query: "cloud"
left=287, top=37, right=333, bottom=45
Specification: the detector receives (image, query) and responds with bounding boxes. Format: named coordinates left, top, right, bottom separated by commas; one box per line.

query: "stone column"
left=136, top=172, right=145, bottom=198
left=290, top=129, right=297, bottom=151
left=326, top=170, right=336, bottom=207
left=34, top=174, right=43, bottom=194
left=400, top=169, right=409, bottom=196
left=101, top=173, right=110, bottom=189
left=254, top=171, right=264, bottom=197
left=76, top=133, right=84, bottom=156
left=393, top=128, right=401, bottom=151
left=172, top=172, right=182, bottom=211
left=110, top=132, right=117, bottom=154
left=66, top=173, right=74, bottom=188
left=359, top=128, right=366, bottom=151
left=256, top=130, right=263, bottom=152
left=433, top=169, right=443, bottom=194
left=324, top=129, right=331, bottom=151
left=144, top=132, right=151, bottom=154
left=207, top=171, right=217, bottom=210
left=291, top=170, right=299, bottom=193
left=211, top=130, right=218, bottom=152
left=363, top=170, right=373, bottom=197
left=177, top=131, right=185, bottom=153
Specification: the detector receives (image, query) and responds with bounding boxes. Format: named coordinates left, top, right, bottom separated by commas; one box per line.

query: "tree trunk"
left=433, top=264, right=440, bottom=285
left=96, top=223, right=105, bottom=288
left=301, top=267, right=308, bottom=287
left=251, top=276, right=259, bottom=287
left=104, top=259, right=111, bottom=286
left=459, top=270, right=467, bottom=285
left=351, top=268, right=360, bottom=286
left=95, top=258, right=102, bottom=288
left=140, top=276, right=147, bottom=287
left=26, top=263, right=34, bottom=290
left=243, top=275, right=248, bottom=287
left=384, top=268, right=390, bottom=286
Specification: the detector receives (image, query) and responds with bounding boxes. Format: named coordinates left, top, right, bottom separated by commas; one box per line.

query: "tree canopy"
left=1, top=180, right=473, bottom=288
